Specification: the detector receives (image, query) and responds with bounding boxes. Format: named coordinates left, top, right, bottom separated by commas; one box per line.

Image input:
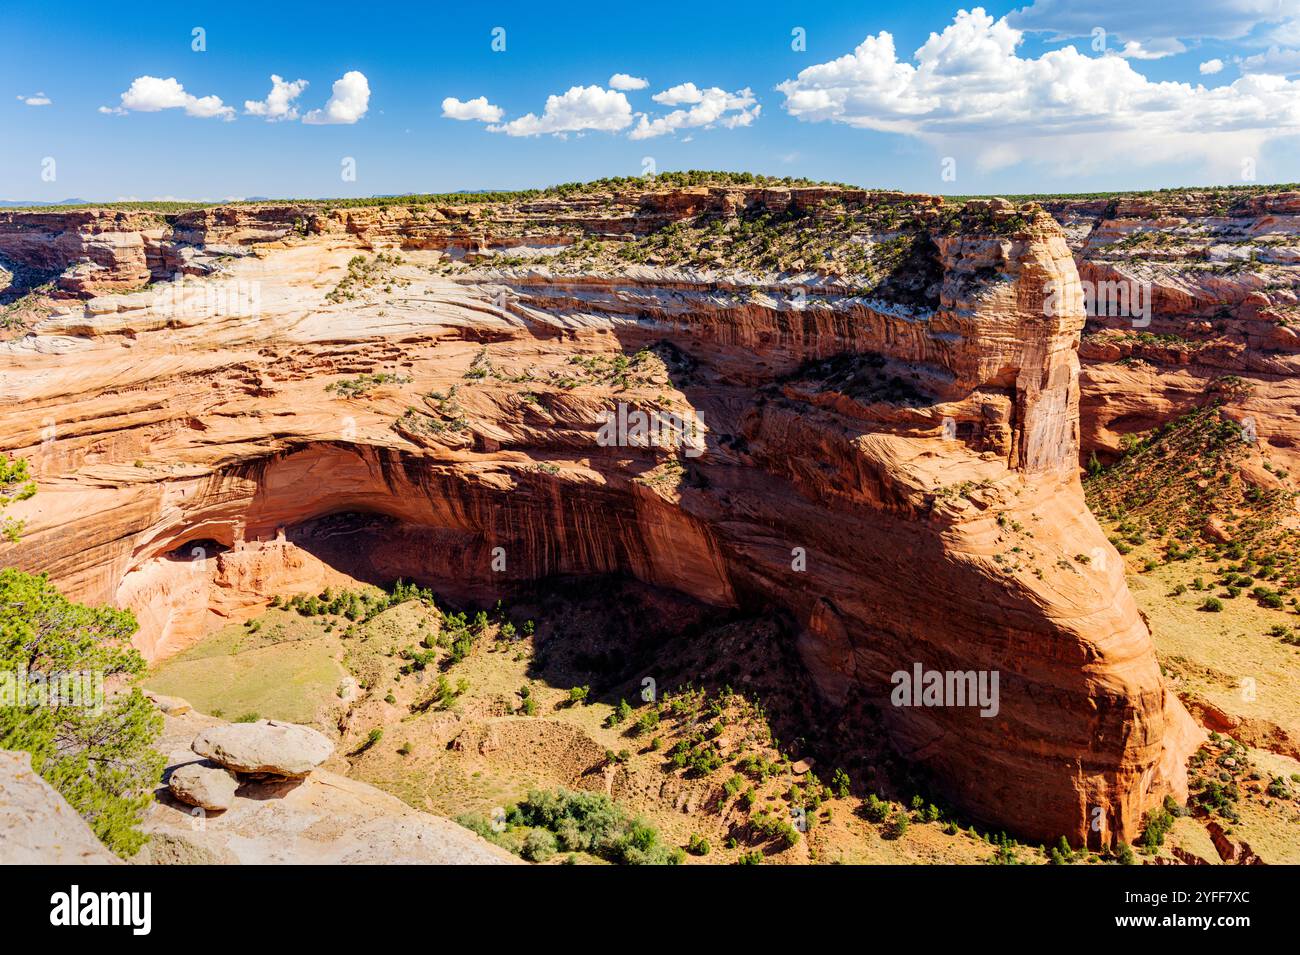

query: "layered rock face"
left=0, top=186, right=1199, bottom=846
left=1041, top=192, right=1300, bottom=468
left=0, top=209, right=165, bottom=296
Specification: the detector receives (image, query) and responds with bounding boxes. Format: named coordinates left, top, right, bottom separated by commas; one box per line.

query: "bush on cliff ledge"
left=0, top=454, right=36, bottom=543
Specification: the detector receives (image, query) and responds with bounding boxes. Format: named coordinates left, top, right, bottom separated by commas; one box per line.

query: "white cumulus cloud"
left=608, top=73, right=648, bottom=91
left=101, top=75, right=234, bottom=120
left=776, top=8, right=1300, bottom=174
left=632, top=85, right=760, bottom=139
left=1240, top=45, right=1300, bottom=74
left=1116, top=40, right=1180, bottom=60
left=1007, top=0, right=1300, bottom=51
left=18, top=92, right=51, bottom=106
left=1200, top=58, right=1226, bottom=74
left=245, top=74, right=309, bottom=121
left=303, top=70, right=370, bottom=125
left=488, top=85, right=633, bottom=136
left=441, top=95, right=504, bottom=122
left=652, top=82, right=707, bottom=105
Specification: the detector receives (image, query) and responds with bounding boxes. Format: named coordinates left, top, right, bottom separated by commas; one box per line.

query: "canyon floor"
left=137, top=559, right=1300, bottom=865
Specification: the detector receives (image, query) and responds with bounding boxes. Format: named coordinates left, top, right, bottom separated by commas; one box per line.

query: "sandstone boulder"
left=168, top=761, right=239, bottom=811
left=1202, top=516, right=1233, bottom=544
left=1206, top=820, right=1238, bottom=862
left=192, top=720, right=333, bottom=777
left=337, top=675, right=361, bottom=703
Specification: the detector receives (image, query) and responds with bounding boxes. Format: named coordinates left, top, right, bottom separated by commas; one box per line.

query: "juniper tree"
left=0, top=568, right=164, bottom=856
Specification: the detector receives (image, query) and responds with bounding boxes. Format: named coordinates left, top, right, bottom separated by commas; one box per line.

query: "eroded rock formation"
left=0, top=185, right=1202, bottom=846
left=1041, top=191, right=1300, bottom=470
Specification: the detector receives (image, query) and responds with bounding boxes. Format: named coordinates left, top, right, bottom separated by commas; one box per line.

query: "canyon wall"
left=0, top=186, right=1201, bottom=846
left=1040, top=191, right=1300, bottom=469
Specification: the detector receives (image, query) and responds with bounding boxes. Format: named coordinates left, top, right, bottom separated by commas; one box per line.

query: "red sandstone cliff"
left=1040, top=191, right=1300, bottom=470
left=0, top=186, right=1200, bottom=846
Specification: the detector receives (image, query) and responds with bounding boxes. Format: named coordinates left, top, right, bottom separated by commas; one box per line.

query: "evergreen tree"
left=0, top=568, right=164, bottom=856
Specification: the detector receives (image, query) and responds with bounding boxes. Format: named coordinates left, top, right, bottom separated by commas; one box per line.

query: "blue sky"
left=3, top=0, right=1300, bottom=201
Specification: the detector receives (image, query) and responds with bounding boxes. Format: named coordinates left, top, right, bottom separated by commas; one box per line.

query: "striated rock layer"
left=1041, top=191, right=1300, bottom=469
left=0, top=187, right=1200, bottom=846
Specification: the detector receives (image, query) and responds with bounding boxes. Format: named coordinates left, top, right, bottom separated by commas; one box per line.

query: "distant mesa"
left=0, top=198, right=90, bottom=207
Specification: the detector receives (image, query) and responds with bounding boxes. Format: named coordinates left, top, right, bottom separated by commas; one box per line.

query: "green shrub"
left=510, top=788, right=677, bottom=865
left=883, top=812, right=909, bottom=840
left=522, top=828, right=557, bottom=862
left=1140, top=807, right=1174, bottom=849
left=0, top=456, right=36, bottom=542
left=634, top=707, right=660, bottom=736
left=862, top=793, right=891, bottom=823
left=830, top=767, right=851, bottom=799
left=1049, top=835, right=1075, bottom=865
left=605, top=698, right=633, bottom=727
left=350, top=727, right=383, bottom=755
left=751, top=811, right=800, bottom=848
